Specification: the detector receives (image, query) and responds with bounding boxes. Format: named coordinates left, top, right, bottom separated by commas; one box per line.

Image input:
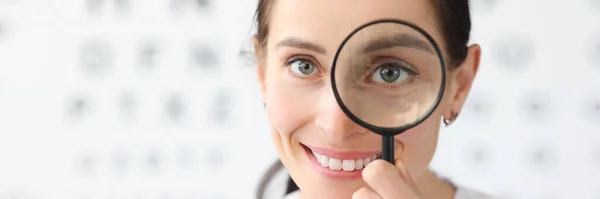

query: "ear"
left=252, top=35, right=267, bottom=99
left=445, top=44, right=481, bottom=117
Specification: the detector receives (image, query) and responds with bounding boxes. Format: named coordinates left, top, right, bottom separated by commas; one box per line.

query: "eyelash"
left=282, top=55, right=417, bottom=90
left=364, top=59, right=418, bottom=89
left=283, top=55, right=323, bottom=79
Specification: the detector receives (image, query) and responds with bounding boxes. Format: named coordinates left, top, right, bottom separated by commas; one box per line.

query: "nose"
left=314, top=90, right=367, bottom=140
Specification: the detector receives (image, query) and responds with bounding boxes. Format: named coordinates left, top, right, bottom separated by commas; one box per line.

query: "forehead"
left=267, top=0, right=442, bottom=53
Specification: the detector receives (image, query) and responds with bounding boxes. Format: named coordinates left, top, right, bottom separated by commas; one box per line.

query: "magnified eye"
left=371, top=62, right=414, bottom=83
left=289, top=58, right=318, bottom=76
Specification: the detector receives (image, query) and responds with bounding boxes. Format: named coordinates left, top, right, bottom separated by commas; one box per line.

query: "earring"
left=443, top=112, right=459, bottom=127
left=263, top=102, right=266, bottom=108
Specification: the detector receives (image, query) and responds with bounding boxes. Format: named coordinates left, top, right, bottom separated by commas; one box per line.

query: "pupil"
left=299, top=61, right=313, bottom=74
left=380, top=66, right=400, bottom=82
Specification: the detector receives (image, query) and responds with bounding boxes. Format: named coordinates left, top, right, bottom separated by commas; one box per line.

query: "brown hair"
left=253, top=0, right=473, bottom=198
left=253, top=0, right=472, bottom=66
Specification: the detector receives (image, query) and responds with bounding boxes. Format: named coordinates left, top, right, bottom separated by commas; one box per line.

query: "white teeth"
left=319, top=155, right=329, bottom=167
left=329, top=158, right=342, bottom=170
left=355, top=159, right=364, bottom=170
left=342, top=160, right=355, bottom=171
left=311, top=151, right=378, bottom=171
left=364, top=157, right=371, bottom=165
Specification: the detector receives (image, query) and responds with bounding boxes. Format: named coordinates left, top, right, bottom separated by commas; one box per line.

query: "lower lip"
left=302, top=145, right=364, bottom=180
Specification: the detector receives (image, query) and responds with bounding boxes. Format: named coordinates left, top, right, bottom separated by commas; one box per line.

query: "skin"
left=253, top=0, right=481, bottom=198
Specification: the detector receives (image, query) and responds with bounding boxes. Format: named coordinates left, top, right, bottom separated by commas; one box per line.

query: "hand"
left=352, top=159, right=422, bottom=199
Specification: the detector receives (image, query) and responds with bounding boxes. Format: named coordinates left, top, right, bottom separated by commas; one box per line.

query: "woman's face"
left=254, top=0, right=478, bottom=198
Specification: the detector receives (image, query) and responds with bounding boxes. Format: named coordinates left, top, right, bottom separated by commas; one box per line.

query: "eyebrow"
left=361, top=33, right=435, bottom=54
left=275, top=37, right=327, bottom=55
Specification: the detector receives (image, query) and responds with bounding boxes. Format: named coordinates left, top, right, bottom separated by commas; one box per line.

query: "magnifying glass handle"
left=382, top=135, right=394, bottom=163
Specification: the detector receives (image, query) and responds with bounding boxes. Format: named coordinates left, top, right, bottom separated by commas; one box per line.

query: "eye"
left=371, top=62, right=416, bottom=83
left=288, top=58, right=318, bottom=76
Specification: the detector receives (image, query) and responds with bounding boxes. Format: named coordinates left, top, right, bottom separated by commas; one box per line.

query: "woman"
left=250, top=0, right=495, bottom=198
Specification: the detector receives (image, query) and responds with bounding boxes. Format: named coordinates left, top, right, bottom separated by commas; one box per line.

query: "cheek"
left=264, top=67, right=317, bottom=138
left=392, top=112, right=441, bottom=176
left=393, top=116, right=439, bottom=143
left=266, top=98, right=299, bottom=138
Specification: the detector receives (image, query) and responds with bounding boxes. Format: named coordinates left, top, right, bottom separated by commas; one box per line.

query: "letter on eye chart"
left=86, top=0, right=130, bottom=15
left=80, top=41, right=113, bottom=78
left=139, top=43, right=159, bottom=70
left=66, top=94, right=92, bottom=122
left=166, top=94, right=185, bottom=122
left=492, top=35, right=534, bottom=73
left=171, top=0, right=211, bottom=12
left=189, top=44, right=218, bottom=71
left=209, top=91, right=233, bottom=126
left=0, top=23, right=4, bottom=41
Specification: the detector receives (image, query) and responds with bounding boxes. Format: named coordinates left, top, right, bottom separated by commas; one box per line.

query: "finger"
left=352, top=187, right=382, bottom=199
left=362, top=159, right=419, bottom=199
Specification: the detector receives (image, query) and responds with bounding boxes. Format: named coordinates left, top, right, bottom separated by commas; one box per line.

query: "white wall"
left=0, top=0, right=598, bottom=198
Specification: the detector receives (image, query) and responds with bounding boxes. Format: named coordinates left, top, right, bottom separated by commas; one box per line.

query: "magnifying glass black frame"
left=330, top=19, right=447, bottom=163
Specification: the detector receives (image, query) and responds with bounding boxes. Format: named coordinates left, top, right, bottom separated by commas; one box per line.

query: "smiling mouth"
left=302, top=144, right=381, bottom=172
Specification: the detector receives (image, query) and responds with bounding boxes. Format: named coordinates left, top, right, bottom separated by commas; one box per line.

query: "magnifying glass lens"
left=331, top=20, right=446, bottom=162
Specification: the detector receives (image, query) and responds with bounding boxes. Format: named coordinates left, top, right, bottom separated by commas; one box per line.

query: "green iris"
left=296, top=60, right=315, bottom=75
left=379, top=65, right=402, bottom=83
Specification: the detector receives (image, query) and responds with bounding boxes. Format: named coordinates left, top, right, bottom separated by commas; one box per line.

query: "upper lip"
left=303, top=144, right=381, bottom=160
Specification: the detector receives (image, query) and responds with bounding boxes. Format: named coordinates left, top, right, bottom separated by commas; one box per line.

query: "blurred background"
left=0, top=0, right=599, bottom=198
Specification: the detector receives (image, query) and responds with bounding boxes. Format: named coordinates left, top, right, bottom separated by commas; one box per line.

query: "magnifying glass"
left=331, top=19, right=446, bottom=163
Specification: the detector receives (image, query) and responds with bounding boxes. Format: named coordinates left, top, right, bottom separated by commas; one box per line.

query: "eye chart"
left=0, top=0, right=599, bottom=199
